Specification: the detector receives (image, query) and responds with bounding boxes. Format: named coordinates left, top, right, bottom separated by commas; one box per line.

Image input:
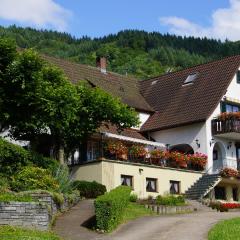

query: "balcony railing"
left=68, top=139, right=207, bottom=172
left=212, top=118, right=240, bottom=135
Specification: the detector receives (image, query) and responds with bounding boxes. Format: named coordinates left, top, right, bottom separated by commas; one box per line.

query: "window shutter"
left=221, top=102, right=226, bottom=113
left=237, top=71, right=240, bottom=84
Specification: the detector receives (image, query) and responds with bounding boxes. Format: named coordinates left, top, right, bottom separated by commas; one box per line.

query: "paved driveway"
left=53, top=200, right=240, bottom=240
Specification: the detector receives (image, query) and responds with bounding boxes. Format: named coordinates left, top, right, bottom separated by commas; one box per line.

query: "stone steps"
left=185, top=174, right=221, bottom=200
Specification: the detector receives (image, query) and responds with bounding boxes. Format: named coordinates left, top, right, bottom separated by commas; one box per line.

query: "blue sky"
left=1, top=0, right=239, bottom=40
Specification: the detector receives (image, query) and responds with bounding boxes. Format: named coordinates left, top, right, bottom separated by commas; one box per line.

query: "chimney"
left=96, top=56, right=107, bottom=73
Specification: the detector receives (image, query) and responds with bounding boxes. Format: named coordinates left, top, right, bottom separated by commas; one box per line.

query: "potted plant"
left=188, top=152, right=207, bottom=171
left=168, top=151, right=188, bottom=168
left=105, top=141, right=128, bottom=160
left=217, top=112, right=240, bottom=121
left=220, top=167, right=239, bottom=178
left=129, top=145, right=147, bottom=162
left=150, top=149, right=166, bottom=165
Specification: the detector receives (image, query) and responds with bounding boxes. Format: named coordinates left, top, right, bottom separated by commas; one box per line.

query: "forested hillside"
left=1, top=25, right=240, bottom=79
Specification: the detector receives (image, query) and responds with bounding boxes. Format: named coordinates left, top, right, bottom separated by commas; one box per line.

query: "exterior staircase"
left=185, top=174, right=221, bottom=200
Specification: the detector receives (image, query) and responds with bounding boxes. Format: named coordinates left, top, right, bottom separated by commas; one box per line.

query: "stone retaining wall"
left=0, top=192, right=80, bottom=230
left=145, top=204, right=194, bottom=214
left=0, top=202, right=49, bottom=230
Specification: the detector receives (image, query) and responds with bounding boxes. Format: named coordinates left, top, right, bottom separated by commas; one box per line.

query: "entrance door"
left=215, top=186, right=226, bottom=200
left=213, top=143, right=223, bottom=172
left=233, top=187, right=238, bottom=201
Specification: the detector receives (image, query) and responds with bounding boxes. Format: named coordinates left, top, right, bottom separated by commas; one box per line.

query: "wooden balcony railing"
left=212, top=118, right=240, bottom=135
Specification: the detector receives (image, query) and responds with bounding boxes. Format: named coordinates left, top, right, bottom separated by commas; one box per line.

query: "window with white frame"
left=121, top=175, right=133, bottom=188
left=170, top=180, right=180, bottom=194
left=146, top=178, right=157, bottom=192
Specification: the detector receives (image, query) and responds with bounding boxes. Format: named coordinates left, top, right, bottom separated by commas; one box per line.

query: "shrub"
left=53, top=164, right=74, bottom=194
left=0, top=176, right=10, bottom=193
left=0, top=192, right=33, bottom=202
left=11, top=166, right=59, bottom=192
left=30, top=151, right=59, bottom=173
left=52, top=192, right=65, bottom=206
left=72, top=180, right=106, bottom=198
left=0, top=138, right=59, bottom=177
left=94, top=186, right=131, bottom=232
left=156, top=194, right=185, bottom=206
left=129, top=193, right=138, bottom=202
left=65, top=190, right=80, bottom=204
left=0, top=138, right=31, bottom=176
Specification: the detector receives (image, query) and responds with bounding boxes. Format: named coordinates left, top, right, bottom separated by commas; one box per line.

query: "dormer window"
left=183, top=72, right=198, bottom=85
left=237, top=70, right=240, bottom=84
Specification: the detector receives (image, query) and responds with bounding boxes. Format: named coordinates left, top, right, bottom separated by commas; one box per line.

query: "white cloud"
left=160, top=0, right=240, bottom=41
left=0, top=0, right=71, bottom=31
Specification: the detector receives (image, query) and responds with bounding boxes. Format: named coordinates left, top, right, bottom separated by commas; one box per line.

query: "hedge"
left=94, top=186, right=131, bottom=232
left=72, top=180, right=106, bottom=198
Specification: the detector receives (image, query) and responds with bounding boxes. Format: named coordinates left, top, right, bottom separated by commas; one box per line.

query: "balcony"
left=68, top=134, right=207, bottom=172
left=212, top=118, right=240, bottom=140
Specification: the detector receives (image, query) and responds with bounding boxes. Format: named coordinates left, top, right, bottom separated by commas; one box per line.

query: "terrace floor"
left=53, top=199, right=240, bottom=240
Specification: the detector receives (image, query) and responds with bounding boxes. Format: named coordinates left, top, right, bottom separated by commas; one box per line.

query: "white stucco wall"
left=150, top=122, right=207, bottom=155
left=225, top=69, right=240, bottom=99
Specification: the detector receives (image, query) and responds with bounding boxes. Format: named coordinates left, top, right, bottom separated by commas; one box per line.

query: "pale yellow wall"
left=71, top=162, right=102, bottom=183
left=72, top=160, right=203, bottom=199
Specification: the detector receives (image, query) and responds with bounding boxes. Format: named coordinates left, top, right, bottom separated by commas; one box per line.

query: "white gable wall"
left=133, top=112, right=150, bottom=130
left=149, top=69, right=240, bottom=172
left=225, top=69, right=240, bottom=99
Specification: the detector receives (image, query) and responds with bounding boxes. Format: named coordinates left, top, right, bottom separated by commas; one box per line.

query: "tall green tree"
left=0, top=39, right=139, bottom=163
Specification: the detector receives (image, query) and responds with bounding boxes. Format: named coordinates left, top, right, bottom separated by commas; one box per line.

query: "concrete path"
left=53, top=200, right=240, bottom=240
left=53, top=199, right=98, bottom=240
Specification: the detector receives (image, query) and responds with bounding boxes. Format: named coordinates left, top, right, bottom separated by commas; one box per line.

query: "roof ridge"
left=41, top=53, right=139, bottom=81
left=140, top=54, right=240, bottom=83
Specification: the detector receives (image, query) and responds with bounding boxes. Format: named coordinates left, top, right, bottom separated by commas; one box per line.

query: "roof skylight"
left=183, top=73, right=198, bottom=85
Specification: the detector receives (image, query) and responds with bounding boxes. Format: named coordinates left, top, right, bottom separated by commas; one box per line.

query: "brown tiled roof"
left=140, top=55, right=240, bottom=132
left=99, top=124, right=147, bottom=140
left=41, top=55, right=153, bottom=113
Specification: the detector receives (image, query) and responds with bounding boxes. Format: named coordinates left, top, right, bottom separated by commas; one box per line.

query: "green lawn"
left=208, top=217, right=240, bottom=240
left=121, top=202, right=156, bottom=223
left=0, top=226, right=62, bottom=240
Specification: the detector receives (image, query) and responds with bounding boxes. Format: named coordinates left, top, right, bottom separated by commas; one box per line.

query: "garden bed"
left=144, top=204, right=194, bottom=214
left=139, top=195, right=194, bottom=214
